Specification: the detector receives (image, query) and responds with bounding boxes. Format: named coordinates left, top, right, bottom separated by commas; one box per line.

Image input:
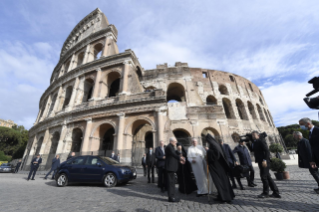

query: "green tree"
left=0, top=151, right=9, bottom=161
left=0, top=127, right=22, bottom=155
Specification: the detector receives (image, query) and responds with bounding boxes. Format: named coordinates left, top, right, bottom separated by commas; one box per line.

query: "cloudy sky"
left=0, top=0, right=318, bottom=129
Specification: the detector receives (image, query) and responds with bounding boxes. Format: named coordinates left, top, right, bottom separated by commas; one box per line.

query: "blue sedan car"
left=55, top=155, right=137, bottom=187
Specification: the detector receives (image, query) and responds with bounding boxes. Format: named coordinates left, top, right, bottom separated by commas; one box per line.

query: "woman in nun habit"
left=206, top=134, right=235, bottom=203
left=176, top=143, right=197, bottom=194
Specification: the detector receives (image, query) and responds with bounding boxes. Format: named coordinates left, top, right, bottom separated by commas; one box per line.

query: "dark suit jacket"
left=250, top=138, right=270, bottom=163
left=165, top=143, right=180, bottom=172
left=16, top=162, right=21, bottom=169
left=297, top=138, right=312, bottom=168
left=222, top=143, right=237, bottom=166
left=31, top=157, right=42, bottom=167
left=141, top=157, right=147, bottom=166
left=146, top=151, right=156, bottom=167
left=51, top=158, right=61, bottom=170
left=309, top=126, right=319, bottom=163
left=233, top=144, right=252, bottom=166
left=109, top=155, right=118, bottom=161
left=155, top=146, right=166, bottom=168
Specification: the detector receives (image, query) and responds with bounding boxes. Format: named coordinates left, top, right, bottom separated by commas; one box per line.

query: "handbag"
left=233, top=165, right=250, bottom=178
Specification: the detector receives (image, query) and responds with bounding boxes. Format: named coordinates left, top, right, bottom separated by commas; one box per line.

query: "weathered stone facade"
left=22, top=8, right=280, bottom=170
left=0, top=119, right=15, bottom=128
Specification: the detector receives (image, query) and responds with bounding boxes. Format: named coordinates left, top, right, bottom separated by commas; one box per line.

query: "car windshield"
left=99, top=157, right=119, bottom=165
left=1, top=163, right=8, bottom=166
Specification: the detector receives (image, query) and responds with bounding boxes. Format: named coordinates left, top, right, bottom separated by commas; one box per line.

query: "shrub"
left=270, top=158, right=286, bottom=173
left=269, top=143, right=283, bottom=154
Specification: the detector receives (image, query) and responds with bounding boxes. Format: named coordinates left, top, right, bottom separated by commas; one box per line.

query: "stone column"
left=156, top=109, right=165, bottom=142
left=91, top=68, right=102, bottom=100
left=67, top=54, right=76, bottom=72
left=102, top=33, right=113, bottom=57
left=81, top=118, right=93, bottom=154
left=83, top=44, right=91, bottom=64
left=120, top=61, right=130, bottom=95
left=68, top=77, right=80, bottom=110
left=56, top=123, right=68, bottom=154
left=52, top=86, right=63, bottom=116
left=115, top=113, right=125, bottom=152
left=152, top=130, right=157, bottom=148
left=40, top=128, right=51, bottom=155
left=34, top=109, right=42, bottom=125
left=43, top=95, right=53, bottom=119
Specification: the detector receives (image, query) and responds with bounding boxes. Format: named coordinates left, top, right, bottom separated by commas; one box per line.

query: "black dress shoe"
left=258, top=193, right=269, bottom=198
left=240, top=187, right=245, bottom=190
left=147, top=181, right=150, bottom=183
left=27, top=179, right=29, bottom=181
left=31, top=179, right=35, bottom=180
left=232, top=185, right=237, bottom=189
left=196, top=193, right=208, bottom=197
left=251, top=182, right=257, bottom=186
left=168, top=198, right=180, bottom=202
left=270, top=192, right=281, bottom=198
left=44, top=178, right=47, bottom=180
left=248, top=184, right=254, bottom=187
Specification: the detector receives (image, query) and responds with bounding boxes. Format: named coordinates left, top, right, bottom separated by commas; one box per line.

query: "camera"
left=239, top=132, right=267, bottom=143
left=304, top=77, right=319, bottom=109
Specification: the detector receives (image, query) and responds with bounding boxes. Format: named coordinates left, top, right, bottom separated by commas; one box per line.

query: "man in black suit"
left=146, top=147, right=156, bottom=183
left=15, top=159, right=22, bottom=173
left=44, top=154, right=60, bottom=180
left=250, top=131, right=280, bottom=198
left=165, top=137, right=185, bottom=203
left=219, top=139, right=239, bottom=189
left=67, top=152, right=75, bottom=160
left=233, top=140, right=256, bottom=188
left=155, top=140, right=167, bottom=192
left=299, top=118, right=319, bottom=170
left=27, top=154, right=42, bottom=181
left=293, top=130, right=319, bottom=193
left=141, top=153, right=147, bottom=177
left=109, top=151, right=118, bottom=161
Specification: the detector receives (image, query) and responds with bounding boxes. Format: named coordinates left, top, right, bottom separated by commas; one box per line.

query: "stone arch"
left=63, top=86, right=73, bottom=109
left=231, top=132, right=241, bottom=143
left=82, top=78, right=94, bottom=102
left=167, top=82, right=186, bottom=102
left=35, top=136, right=44, bottom=156
left=173, top=128, right=192, bottom=147
left=125, top=117, right=156, bottom=135
left=247, top=101, right=257, bottom=120
left=259, top=96, right=264, bottom=105
left=206, top=95, right=217, bottom=105
left=145, top=131, right=153, bottom=149
left=136, top=66, right=143, bottom=79
left=90, top=120, right=117, bottom=137
left=256, top=104, right=266, bottom=122
left=47, top=93, right=58, bottom=117
left=93, top=43, right=103, bottom=60
left=219, top=84, right=229, bottom=95
left=235, top=99, right=249, bottom=120
left=107, top=71, right=121, bottom=97
left=267, top=110, right=275, bottom=127
left=264, top=108, right=272, bottom=127
left=64, top=60, right=71, bottom=72
left=90, top=122, right=116, bottom=154
left=71, top=128, right=83, bottom=152
left=222, top=98, right=236, bottom=119
left=77, top=52, right=85, bottom=67
left=201, top=127, right=220, bottom=146
left=45, top=131, right=60, bottom=169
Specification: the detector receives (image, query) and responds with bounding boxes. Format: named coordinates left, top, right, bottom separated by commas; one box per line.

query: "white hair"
left=294, top=131, right=303, bottom=137
left=169, top=137, right=176, bottom=143
left=299, top=118, right=312, bottom=124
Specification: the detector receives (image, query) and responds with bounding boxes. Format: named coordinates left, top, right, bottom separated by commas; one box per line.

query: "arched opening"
left=267, top=110, right=275, bottom=127
left=93, top=43, right=103, bottom=60
left=45, top=131, right=60, bottom=169
left=229, top=75, right=235, bottom=82
left=231, top=133, right=240, bottom=143
left=65, top=60, right=71, bottom=72
left=259, top=96, right=264, bottom=105
left=236, top=99, right=248, bottom=120
left=48, top=93, right=58, bottom=117
left=206, top=95, right=217, bottom=105
left=82, top=79, right=94, bottom=102
left=131, top=119, right=154, bottom=166
left=136, top=66, right=143, bottom=80
left=201, top=127, right=220, bottom=147
left=35, top=137, right=44, bottom=156
left=102, top=128, right=115, bottom=151
left=145, top=131, right=153, bottom=149
left=256, top=104, right=266, bottom=122
left=71, top=128, right=83, bottom=153
left=145, top=86, right=156, bottom=93
left=264, top=108, right=272, bottom=127
left=247, top=101, right=257, bottom=120
left=77, top=52, right=85, bottom=67
left=222, top=98, right=235, bottom=119
left=173, top=129, right=191, bottom=147
left=63, top=86, right=73, bottom=109
left=167, top=83, right=186, bottom=102
left=107, top=72, right=121, bottom=97
left=219, top=84, right=229, bottom=95
left=249, top=83, right=253, bottom=92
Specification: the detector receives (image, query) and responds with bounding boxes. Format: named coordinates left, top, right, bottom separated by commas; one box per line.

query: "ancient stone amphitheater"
left=22, top=8, right=282, bottom=170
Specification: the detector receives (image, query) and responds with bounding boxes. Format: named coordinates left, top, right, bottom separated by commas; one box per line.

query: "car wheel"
left=56, top=173, right=68, bottom=187
left=103, top=173, right=117, bottom=187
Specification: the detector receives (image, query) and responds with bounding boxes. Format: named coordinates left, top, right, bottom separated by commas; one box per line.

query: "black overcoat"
left=309, top=127, right=319, bottom=164
left=165, top=143, right=180, bottom=172
left=297, top=138, right=312, bottom=168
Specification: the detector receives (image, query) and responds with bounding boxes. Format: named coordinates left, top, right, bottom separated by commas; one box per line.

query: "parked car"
left=55, top=155, right=137, bottom=187
left=0, top=163, right=13, bottom=173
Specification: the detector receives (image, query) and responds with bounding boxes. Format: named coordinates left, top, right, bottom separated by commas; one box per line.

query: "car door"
left=68, top=156, right=86, bottom=181
left=82, top=156, right=105, bottom=182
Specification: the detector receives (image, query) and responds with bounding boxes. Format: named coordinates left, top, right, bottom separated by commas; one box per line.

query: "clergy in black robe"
left=206, top=134, right=235, bottom=202
left=176, top=143, right=197, bottom=194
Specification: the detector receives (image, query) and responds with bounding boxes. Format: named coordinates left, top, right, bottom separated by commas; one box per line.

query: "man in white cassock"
left=187, top=139, right=208, bottom=197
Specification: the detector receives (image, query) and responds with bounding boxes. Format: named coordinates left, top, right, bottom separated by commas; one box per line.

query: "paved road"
left=1, top=165, right=319, bottom=212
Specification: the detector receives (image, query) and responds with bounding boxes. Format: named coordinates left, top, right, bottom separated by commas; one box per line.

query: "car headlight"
left=120, top=168, right=129, bottom=174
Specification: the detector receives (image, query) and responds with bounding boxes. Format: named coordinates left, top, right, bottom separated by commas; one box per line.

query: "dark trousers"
left=142, top=165, right=146, bottom=176
left=258, top=162, right=279, bottom=195
left=28, top=166, right=39, bottom=179
left=248, top=165, right=255, bottom=183
left=167, top=171, right=175, bottom=199
left=148, top=166, right=155, bottom=182
left=309, top=167, right=319, bottom=186
left=45, top=168, right=57, bottom=179
left=15, top=166, right=20, bottom=173
left=158, top=167, right=167, bottom=189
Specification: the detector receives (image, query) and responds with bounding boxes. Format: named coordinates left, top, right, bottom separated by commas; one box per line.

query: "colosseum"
left=22, top=8, right=283, bottom=171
